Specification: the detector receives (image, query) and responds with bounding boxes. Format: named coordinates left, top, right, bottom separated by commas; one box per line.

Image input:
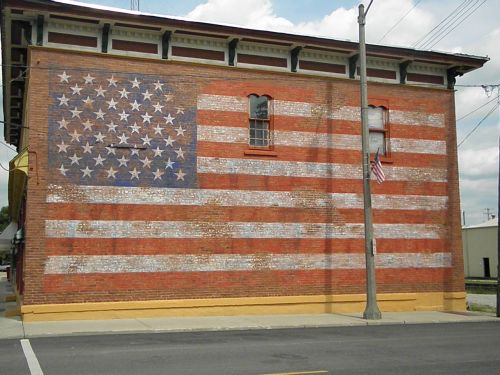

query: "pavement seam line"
left=20, top=339, right=44, bottom=375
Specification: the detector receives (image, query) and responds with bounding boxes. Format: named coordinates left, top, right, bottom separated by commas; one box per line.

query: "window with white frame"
left=249, top=94, right=271, bottom=147
left=368, top=105, right=389, bottom=155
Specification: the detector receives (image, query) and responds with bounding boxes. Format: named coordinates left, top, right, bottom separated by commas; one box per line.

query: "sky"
left=0, top=0, right=498, bottom=225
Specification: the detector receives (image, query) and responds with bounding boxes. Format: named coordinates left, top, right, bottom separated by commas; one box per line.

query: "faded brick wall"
left=22, top=47, right=463, bottom=305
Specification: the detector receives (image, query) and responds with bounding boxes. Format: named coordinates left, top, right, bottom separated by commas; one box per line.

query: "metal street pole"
left=496, top=87, right=499, bottom=318
left=358, top=2, right=381, bottom=320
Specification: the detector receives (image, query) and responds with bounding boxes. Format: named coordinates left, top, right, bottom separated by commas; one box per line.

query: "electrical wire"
left=456, top=96, right=498, bottom=121
left=413, top=0, right=470, bottom=48
left=378, top=0, right=422, bottom=43
left=458, top=101, right=499, bottom=147
left=423, top=0, right=487, bottom=50
left=418, top=0, right=480, bottom=49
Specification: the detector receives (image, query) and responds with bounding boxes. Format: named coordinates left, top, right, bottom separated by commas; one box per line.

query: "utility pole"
left=496, top=87, right=499, bottom=318
left=358, top=1, right=381, bottom=320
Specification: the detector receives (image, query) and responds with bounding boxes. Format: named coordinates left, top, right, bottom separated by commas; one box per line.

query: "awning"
left=0, top=221, right=17, bottom=253
left=8, top=148, right=28, bottom=220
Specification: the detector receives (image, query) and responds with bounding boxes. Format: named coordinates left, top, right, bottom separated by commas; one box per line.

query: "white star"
left=82, top=142, right=94, bottom=154
left=117, top=155, right=129, bottom=167
left=94, top=132, right=106, bottom=143
left=164, top=93, right=174, bottom=102
left=130, top=100, right=141, bottom=111
left=164, top=113, right=175, bottom=125
left=129, top=167, right=141, bottom=180
left=142, top=90, right=153, bottom=101
left=94, top=86, right=106, bottom=97
left=131, top=148, right=140, bottom=156
left=175, top=169, right=186, bottom=181
left=141, top=112, right=152, bottom=123
left=153, top=124, right=163, bottom=135
left=141, top=134, right=152, bottom=146
left=69, top=130, right=82, bottom=142
left=175, top=125, right=186, bottom=137
left=164, top=136, right=175, bottom=147
left=153, top=80, right=164, bottom=91
left=68, top=153, right=82, bottom=165
left=106, top=166, right=118, bottom=179
left=153, top=168, right=164, bottom=180
left=152, top=146, right=164, bottom=157
left=70, top=84, right=83, bottom=95
left=140, top=156, right=152, bottom=168
left=82, top=96, right=94, bottom=106
left=57, top=94, right=69, bottom=106
left=107, top=75, right=118, bottom=87
left=57, top=141, right=70, bottom=153
left=119, top=88, right=130, bottom=99
left=82, top=119, right=94, bottom=131
left=70, top=107, right=82, bottom=118
left=153, top=102, right=164, bottom=113
left=106, top=121, right=118, bottom=132
left=80, top=166, right=93, bottom=177
left=57, top=117, right=69, bottom=129
left=129, top=122, right=141, bottom=134
left=94, top=109, right=105, bottom=120
left=58, top=164, right=68, bottom=175
left=176, top=107, right=184, bottom=114
left=105, top=146, right=116, bottom=155
left=119, top=110, right=130, bottom=122
left=106, top=98, right=118, bottom=110
left=58, top=71, right=71, bottom=83
left=83, top=74, right=95, bottom=84
left=93, top=153, right=106, bottom=166
left=117, top=133, right=129, bottom=144
left=130, top=77, right=141, bottom=88
left=165, top=158, right=175, bottom=169
left=175, top=147, right=185, bottom=160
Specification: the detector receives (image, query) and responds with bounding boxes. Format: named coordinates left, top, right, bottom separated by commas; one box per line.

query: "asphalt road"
left=1, top=322, right=499, bottom=375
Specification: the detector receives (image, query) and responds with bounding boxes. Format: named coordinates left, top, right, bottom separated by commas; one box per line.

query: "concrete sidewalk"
left=1, top=273, right=498, bottom=340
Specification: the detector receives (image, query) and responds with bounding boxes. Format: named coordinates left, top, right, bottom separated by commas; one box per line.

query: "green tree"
left=0, top=206, right=9, bottom=232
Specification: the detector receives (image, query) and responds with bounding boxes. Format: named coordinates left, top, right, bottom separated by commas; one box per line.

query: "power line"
left=423, top=0, right=487, bottom=50
left=458, top=101, right=499, bottom=147
left=413, top=0, right=471, bottom=48
left=456, top=96, right=498, bottom=121
left=418, top=0, right=479, bottom=49
left=378, top=0, right=422, bottom=43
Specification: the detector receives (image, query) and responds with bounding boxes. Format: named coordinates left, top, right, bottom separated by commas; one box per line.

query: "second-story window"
left=368, top=105, right=389, bottom=155
left=249, top=94, right=270, bottom=147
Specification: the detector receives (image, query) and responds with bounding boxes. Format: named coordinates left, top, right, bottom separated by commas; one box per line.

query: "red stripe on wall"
left=44, top=238, right=448, bottom=256
left=42, top=268, right=452, bottom=296
left=45, top=203, right=447, bottom=225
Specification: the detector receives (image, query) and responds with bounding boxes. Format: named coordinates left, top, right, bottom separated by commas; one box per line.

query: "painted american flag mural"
left=44, top=67, right=452, bottom=298
left=48, top=69, right=197, bottom=188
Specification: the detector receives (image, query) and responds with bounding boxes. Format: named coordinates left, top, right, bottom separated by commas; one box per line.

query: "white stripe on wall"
left=197, top=157, right=447, bottom=182
left=44, top=252, right=452, bottom=274
left=47, top=184, right=448, bottom=211
left=197, top=94, right=445, bottom=127
left=197, top=125, right=447, bottom=154
left=45, top=220, right=443, bottom=239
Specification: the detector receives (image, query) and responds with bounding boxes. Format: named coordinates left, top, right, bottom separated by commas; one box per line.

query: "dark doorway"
left=483, top=257, right=491, bottom=278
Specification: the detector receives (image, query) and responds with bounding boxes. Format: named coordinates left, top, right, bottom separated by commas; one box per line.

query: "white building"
left=462, top=218, right=498, bottom=279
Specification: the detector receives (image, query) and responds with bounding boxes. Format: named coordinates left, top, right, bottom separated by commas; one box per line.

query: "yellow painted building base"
left=21, top=292, right=466, bottom=322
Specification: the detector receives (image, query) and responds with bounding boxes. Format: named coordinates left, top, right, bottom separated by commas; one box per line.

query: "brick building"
left=2, top=0, right=488, bottom=321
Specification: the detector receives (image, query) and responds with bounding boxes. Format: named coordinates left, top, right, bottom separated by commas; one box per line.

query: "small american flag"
left=371, top=148, right=385, bottom=184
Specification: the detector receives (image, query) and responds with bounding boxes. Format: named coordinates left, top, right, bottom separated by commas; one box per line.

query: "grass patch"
left=467, top=303, right=496, bottom=314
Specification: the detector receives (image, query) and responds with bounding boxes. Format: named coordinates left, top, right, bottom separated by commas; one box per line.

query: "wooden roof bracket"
left=349, top=54, right=359, bottom=79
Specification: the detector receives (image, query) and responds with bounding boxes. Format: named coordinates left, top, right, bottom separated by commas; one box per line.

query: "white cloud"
left=187, top=0, right=293, bottom=31
left=459, top=147, right=499, bottom=179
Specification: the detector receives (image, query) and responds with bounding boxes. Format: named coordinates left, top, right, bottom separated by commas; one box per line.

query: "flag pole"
left=358, top=1, right=381, bottom=320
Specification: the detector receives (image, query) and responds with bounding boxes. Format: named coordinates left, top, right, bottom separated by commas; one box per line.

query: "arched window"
left=368, top=105, right=389, bottom=155
left=248, top=94, right=271, bottom=147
